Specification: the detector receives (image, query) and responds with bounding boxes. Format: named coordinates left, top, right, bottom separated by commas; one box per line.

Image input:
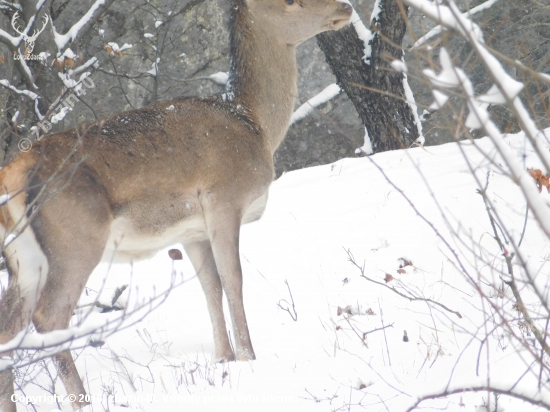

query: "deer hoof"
left=215, top=351, right=236, bottom=363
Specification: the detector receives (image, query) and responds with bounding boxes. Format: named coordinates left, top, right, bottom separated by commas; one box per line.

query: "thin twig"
left=345, top=248, right=462, bottom=318
left=478, top=175, right=550, bottom=358
left=363, top=323, right=394, bottom=339
left=276, top=279, right=297, bottom=321
left=378, top=299, right=391, bottom=367
left=405, top=386, right=550, bottom=412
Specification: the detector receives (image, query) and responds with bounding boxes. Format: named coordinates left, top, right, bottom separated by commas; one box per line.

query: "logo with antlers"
left=11, top=12, right=49, bottom=59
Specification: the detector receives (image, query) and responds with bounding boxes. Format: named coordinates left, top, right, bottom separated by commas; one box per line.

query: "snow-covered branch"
left=0, top=80, right=38, bottom=101
left=53, top=0, right=115, bottom=51
left=412, top=0, right=501, bottom=49
left=350, top=10, right=374, bottom=63
left=0, top=79, right=43, bottom=119
left=291, top=83, right=341, bottom=125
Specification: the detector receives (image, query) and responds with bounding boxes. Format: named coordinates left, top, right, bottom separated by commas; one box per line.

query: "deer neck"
left=228, top=10, right=298, bottom=155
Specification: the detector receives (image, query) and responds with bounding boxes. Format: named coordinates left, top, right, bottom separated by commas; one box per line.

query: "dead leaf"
left=397, top=268, right=406, bottom=274
left=64, top=58, right=75, bottom=69
left=337, top=305, right=353, bottom=316
left=384, top=273, right=393, bottom=283
left=53, top=58, right=64, bottom=71
left=168, top=249, right=183, bottom=260
left=0, top=54, right=5, bottom=64
left=528, top=168, right=550, bottom=193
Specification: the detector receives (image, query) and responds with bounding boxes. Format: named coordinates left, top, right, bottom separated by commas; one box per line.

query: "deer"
left=0, top=0, right=351, bottom=409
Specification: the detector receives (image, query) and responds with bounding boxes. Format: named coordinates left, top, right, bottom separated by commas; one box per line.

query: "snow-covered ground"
left=4, top=130, right=550, bottom=411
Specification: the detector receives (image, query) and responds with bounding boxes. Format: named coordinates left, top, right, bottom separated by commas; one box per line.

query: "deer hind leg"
left=32, top=261, right=101, bottom=412
left=0, top=226, right=49, bottom=412
left=203, top=206, right=255, bottom=361
left=30, top=171, right=112, bottom=410
left=184, top=240, right=235, bottom=362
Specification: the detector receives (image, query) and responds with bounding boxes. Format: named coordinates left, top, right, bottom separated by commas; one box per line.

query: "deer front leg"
left=204, top=209, right=255, bottom=361
left=184, top=240, right=235, bottom=362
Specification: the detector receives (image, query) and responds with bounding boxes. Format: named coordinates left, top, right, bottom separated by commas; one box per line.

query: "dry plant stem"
left=453, top=141, right=550, bottom=379
left=452, top=138, right=550, bottom=318
left=343, top=316, right=369, bottom=347
left=352, top=350, right=413, bottom=398
left=345, top=248, right=462, bottom=318
left=78, top=284, right=129, bottom=312
left=480, top=286, right=491, bottom=412
left=538, top=319, right=549, bottom=389
left=395, top=136, right=550, bottom=385
left=363, top=323, right=394, bottom=339
left=405, top=385, right=550, bottom=412
left=364, top=154, right=472, bottom=281
left=276, top=279, right=297, bottom=321
left=375, top=147, right=546, bottom=366
left=507, top=280, right=550, bottom=356
left=301, top=388, right=340, bottom=405
left=478, top=177, right=550, bottom=358
left=0, top=271, right=187, bottom=370
left=378, top=299, right=391, bottom=367
left=342, top=314, right=394, bottom=348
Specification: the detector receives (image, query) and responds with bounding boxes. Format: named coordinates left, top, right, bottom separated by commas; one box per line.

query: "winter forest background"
left=1, top=0, right=550, bottom=411
left=1, top=0, right=548, bottom=173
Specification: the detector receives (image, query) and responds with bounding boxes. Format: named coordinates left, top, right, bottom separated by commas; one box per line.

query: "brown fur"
left=0, top=0, right=351, bottom=409
left=0, top=152, right=38, bottom=229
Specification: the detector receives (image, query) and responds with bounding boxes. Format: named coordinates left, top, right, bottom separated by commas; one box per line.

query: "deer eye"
left=285, top=0, right=295, bottom=5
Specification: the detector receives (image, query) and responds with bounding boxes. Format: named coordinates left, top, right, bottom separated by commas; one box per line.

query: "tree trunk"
left=316, top=0, right=419, bottom=153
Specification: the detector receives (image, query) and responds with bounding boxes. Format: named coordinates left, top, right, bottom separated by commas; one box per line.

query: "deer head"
left=11, top=12, right=49, bottom=54
left=245, top=0, right=352, bottom=45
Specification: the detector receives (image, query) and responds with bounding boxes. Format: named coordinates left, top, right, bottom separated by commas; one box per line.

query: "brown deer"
left=0, top=0, right=351, bottom=409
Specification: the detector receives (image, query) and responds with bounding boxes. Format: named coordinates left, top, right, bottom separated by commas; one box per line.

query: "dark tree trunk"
left=316, top=0, right=419, bottom=153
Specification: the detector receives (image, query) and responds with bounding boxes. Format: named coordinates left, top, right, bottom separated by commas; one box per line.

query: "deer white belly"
left=101, top=191, right=268, bottom=263
left=102, top=214, right=208, bottom=262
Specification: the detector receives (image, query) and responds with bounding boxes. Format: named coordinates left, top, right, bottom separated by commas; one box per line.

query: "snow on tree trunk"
left=316, top=0, right=419, bottom=153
